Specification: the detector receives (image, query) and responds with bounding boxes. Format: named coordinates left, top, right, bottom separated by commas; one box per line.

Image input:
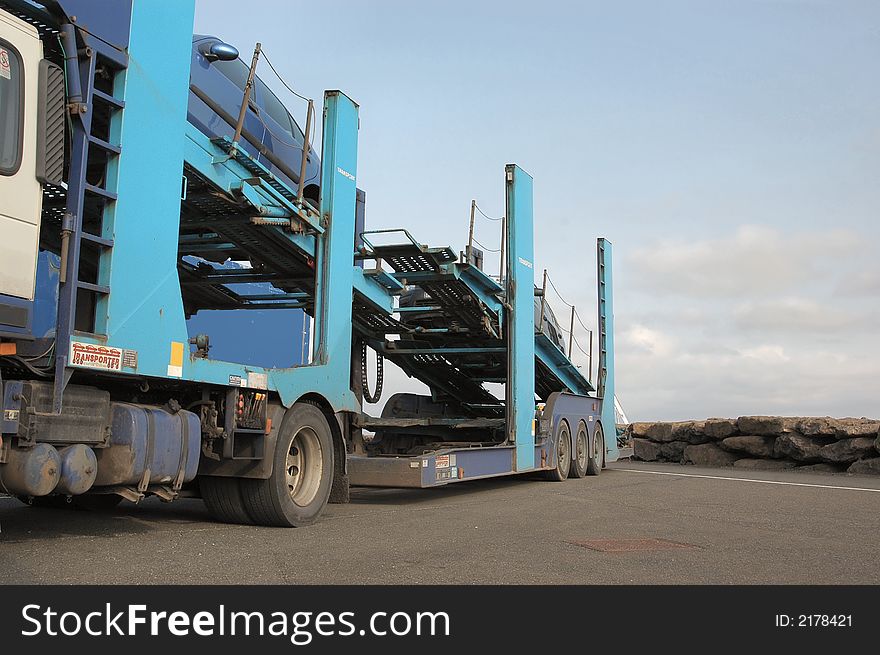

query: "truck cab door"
left=0, top=12, right=43, bottom=337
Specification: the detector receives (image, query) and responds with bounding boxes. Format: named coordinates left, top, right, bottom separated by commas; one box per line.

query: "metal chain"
left=361, top=341, right=384, bottom=404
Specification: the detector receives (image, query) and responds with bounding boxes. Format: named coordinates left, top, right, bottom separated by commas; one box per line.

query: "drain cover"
left=567, top=538, right=696, bottom=552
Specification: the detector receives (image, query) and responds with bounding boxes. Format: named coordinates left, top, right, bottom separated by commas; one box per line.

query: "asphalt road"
left=1, top=461, right=878, bottom=584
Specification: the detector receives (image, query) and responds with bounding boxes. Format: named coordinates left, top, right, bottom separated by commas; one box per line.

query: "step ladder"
left=53, top=26, right=128, bottom=413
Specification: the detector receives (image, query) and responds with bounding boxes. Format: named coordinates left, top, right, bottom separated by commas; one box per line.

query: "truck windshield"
left=0, top=40, right=22, bottom=175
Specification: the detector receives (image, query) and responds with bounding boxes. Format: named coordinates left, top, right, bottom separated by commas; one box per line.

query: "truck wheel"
left=240, top=402, right=334, bottom=527
left=570, top=423, right=589, bottom=478
left=586, top=424, right=605, bottom=476
left=201, top=476, right=253, bottom=525
left=544, top=420, right=571, bottom=481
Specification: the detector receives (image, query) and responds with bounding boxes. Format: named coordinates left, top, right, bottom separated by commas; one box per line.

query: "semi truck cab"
left=0, top=10, right=43, bottom=338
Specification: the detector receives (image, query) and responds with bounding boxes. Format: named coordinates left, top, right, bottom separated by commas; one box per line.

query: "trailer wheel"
left=544, top=420, right=571, bottom=481
left=570, top=423, right=589, bottom=478
left=240, top=402, right=334, bottom=527
left=201, top=476, right=253, bottom=525
left=586, top=424, right=605, bottom=476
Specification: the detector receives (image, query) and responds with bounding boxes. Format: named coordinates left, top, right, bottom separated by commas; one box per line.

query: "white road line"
left=614, top=468, right=880, bottom=493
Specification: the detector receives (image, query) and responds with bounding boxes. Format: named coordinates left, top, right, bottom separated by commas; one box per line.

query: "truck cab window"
left=0, top=40, right=22, bottom=175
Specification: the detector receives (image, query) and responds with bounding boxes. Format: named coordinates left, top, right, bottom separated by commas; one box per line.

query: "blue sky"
left=194, top=0, right=879, bottom=420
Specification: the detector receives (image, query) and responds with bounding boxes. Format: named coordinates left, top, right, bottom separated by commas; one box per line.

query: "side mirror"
left=199, top=41, right=239, bottom=63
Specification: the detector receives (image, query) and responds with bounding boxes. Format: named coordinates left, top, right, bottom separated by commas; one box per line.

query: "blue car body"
left=187, top=35, right=322, bottom=203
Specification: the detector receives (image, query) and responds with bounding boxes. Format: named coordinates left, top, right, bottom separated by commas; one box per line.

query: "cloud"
left=615, top=324, right=879, bottom=421
left=837, top=267, right=880, bottom=297
left=733, top=297, right=869, bottom=333
left=627, top=225, right=863, bottom=298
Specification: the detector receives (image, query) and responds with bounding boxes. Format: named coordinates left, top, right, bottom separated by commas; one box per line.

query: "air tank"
left=55, top=444, right=98, bottom=495
left=0, top=443, right=61, bottom=497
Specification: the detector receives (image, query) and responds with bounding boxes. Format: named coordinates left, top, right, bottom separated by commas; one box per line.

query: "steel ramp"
left=356, top=232, right=594, bottom=414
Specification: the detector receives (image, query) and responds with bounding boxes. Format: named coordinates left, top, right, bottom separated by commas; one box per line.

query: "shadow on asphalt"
left=0, top=474, right=558, bottom=541
left=349, top=473, right=549, bottom=505
left=0, top=497, right=215, bottom=542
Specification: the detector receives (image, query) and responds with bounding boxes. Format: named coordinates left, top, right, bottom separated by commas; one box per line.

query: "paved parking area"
left=1, top=461, right=878, bottom=584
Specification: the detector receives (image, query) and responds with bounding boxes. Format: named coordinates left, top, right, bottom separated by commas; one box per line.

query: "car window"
left=257, top=78, right=304, bottom=144
left=213, top=56, right=251, bottom=92
left=0, top=40, right=23, bottom=175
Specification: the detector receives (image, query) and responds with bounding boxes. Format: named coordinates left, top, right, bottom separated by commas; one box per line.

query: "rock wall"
left=628, top=417, right=880, bottom=474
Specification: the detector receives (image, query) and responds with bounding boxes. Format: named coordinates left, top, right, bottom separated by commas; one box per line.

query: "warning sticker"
left=122, top=349, right=138, bottom=369
left=0, top=49, right=10, bottom=80
left=247, top=371, right=268, bottom=390
left=3, top=409, right=19, bottom=422
left=70, top=342, right=123, bottom=371
left=435, top=455, right=450, bottom=469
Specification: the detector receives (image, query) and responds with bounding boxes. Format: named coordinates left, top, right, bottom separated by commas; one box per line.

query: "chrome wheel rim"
left=286, top=426, right=323, bottom=507
left=558, top=425, right=570, bottom=470
left=576, top=429, right=587, bottom=470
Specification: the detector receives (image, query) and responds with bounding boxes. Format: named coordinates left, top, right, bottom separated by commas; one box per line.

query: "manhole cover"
left=567, top=538, right=696, bottom=552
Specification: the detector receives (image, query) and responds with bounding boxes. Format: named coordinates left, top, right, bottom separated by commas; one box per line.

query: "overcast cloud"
left=195, top=0, right=879, bottom=421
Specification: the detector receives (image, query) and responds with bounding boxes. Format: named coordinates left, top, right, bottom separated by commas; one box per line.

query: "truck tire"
left=239, top=402, right=334, bottom=527
left=586, top=424, right=605, bottom=476
left=544, top=419, right=571, bottom=481
left=569, top=423, right=589, bottom=478
left=201, top=476, right=253, bottom=525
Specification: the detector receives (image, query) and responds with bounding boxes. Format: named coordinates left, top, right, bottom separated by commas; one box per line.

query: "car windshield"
left=0, top=42, right=22, bottom=174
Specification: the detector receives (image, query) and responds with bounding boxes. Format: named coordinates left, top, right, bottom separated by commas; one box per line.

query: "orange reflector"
left=0, top=343, right=17, bottom=356
left=265, top=417, right=272, bottom=434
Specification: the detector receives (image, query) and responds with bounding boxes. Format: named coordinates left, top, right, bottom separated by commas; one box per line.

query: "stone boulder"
left=818, top=437, right=877, bottom=465
left=659, top=441, right=688, bottom=463
left=704, top=418, right=738, bottom=440
left=683, top=443, right=738, bottom=467
left=847, top=458, right=880, bottom=476
left=720, top=436, right=776, bottom=458
left=798, top=417, right=880, bottom=438
left=670, top=421, right=710, bottom=445
left=733, top=458, right=797, bottom=471
left=773, top=434, right=829, bottom=463
left=631, top=422, right=676, bottom=443
left=633, top=438, right=661, bottom=461
left=737, top=416, right=785, bottom=436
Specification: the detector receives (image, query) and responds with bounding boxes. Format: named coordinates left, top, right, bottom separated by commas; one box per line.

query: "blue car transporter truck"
left=0, top=0, right=624, bottom=527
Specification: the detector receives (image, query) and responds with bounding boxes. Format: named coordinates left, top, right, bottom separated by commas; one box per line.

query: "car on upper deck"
left=187, top=35, right=321, bottom=206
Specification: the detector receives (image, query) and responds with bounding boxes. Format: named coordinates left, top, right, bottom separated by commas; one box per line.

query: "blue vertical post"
left=504, top=164, right=536, bottom=471
left=310, top=91, right=359, bottom=374
left=269, top=90, right=360, bottom=411
left=597, top=238, right=618, bottom=460
left=93, top=0, right=194, bottom=377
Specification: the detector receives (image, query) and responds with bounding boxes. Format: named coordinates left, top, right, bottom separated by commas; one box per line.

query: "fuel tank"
left=93, top=404, right=200, bottom=488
